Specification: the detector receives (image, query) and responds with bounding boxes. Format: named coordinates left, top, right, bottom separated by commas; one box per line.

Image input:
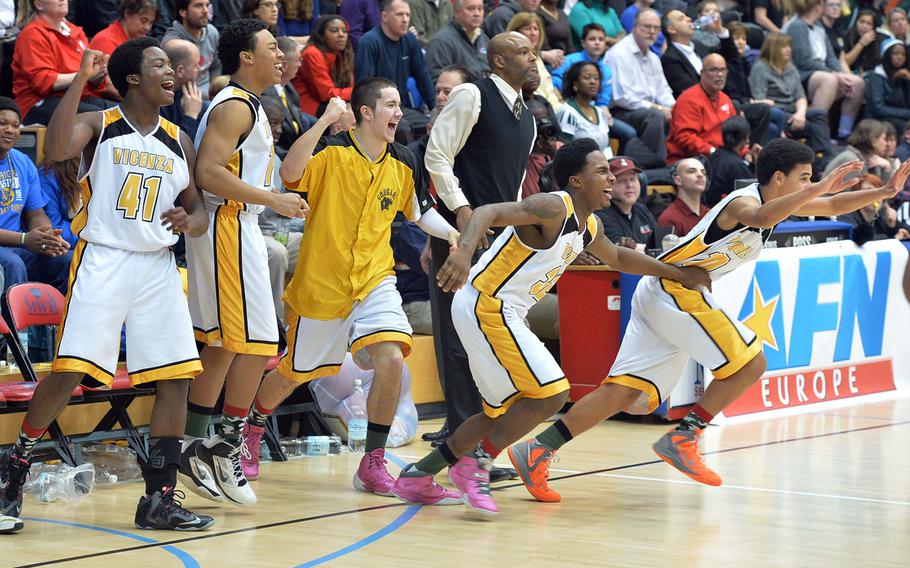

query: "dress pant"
left=613, top=107, right=669, bottom=163
left=740, top=102, right=772, bottom=145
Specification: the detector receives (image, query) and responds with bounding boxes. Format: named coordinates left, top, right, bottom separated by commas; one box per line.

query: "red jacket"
left=13, top=18, right=105, bottom=120
left=666, top=83, right=736, bottom=164
left=294, top=44, right=353, bottom=116
left=89, top=20, right=129, bottom=55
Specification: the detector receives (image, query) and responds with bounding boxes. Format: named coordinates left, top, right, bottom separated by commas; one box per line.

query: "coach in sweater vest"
left=424, top=32, right=537, bottom=455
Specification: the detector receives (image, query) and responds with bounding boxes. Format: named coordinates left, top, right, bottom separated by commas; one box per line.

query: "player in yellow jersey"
left=0, top=39, right=212, bottom=531
left=509, top=138, right=910, bottom=502
left=178, top=19, right=307, bottom=508
left=240, top=78, right=462, bottom=494
left=390, top=138, right=711, bottom=513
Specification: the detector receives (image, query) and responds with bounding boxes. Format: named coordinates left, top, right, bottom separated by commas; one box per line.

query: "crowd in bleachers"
left=1, top=0, right=910, bottom=316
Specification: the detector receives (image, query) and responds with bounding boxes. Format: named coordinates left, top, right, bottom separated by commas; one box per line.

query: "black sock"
left=142, top=437, right=181, bottom=495
left=365, top=422, right=391, bottom=453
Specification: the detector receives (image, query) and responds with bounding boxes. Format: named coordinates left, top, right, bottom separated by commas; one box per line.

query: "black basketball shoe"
left=135, top=486, right=215, bottom=531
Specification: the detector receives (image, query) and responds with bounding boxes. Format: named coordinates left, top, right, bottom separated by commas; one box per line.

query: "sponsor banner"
left=701, top=240, right=910, bottom=419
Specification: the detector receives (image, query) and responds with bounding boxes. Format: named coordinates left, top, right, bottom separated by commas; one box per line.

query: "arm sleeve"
left=550, top=56, right=572, bottom=92
left=668, top=97, right=713, bottom=156
left=39, top=170, right=77, bottom=246
left=748, top=63, right=770, bottom=100
left=415, top=207, right=458, bottom=239
left=284, top=141, right=328, bottom=203
left=302, top=48, right=354, bottom=102
left=568, top=5, right=592, bottom=41
left=606, top=52, right=648, bottom=110
left=22, top=158, right=47, bottom=212
left=425, top=37, right=453, bottom=82
left=399, top=145, right=434, bottom=220
left=597, top=62, right=612, bottom=106
left=789, top=22, right=828, bottom=73
left=864, top=74, right=910, bottom=120
left=16, top=28, right=61, bottom=97
left=425, top=84, right=482, bottom=211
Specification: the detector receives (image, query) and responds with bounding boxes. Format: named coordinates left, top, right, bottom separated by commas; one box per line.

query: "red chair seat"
left=0, top=381, right=83, bottom=402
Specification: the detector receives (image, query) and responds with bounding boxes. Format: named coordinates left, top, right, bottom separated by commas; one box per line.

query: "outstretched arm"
left=586, top=216, right=712, bottom=291
left=797, top=159, right=910, bottom=217
left=435, top=193, right=567, bottom=292
left=718, top=161, right=865, bottom=229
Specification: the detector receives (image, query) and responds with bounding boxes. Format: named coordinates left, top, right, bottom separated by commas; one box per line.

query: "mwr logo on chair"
left=25, top=287, right=59, bottom=316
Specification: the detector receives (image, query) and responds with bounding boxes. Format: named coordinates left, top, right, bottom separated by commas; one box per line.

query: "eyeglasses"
left=704, top=67, right=728, bottom=74
left=636, top=24, right=661, bottom=32
left=259, top=1, right=279, bottom=8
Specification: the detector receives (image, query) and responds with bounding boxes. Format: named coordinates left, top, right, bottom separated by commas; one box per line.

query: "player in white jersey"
left=179, top=18, right=306, bottom=508
left=509, top=138, right=910, bottom=502
left=0, top=39, right=213, bottom=531
left=391, top=139, right=711, bottom=514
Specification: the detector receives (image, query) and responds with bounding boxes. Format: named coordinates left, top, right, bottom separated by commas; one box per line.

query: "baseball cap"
left=608, top=156, right=641, bottom=177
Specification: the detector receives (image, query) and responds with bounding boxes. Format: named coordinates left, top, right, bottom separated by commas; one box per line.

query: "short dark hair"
left=581, top=22, right=606, bottom=41
left=438, top=64, right=474, bottom=83
left=553, top=138, right=601, bottom=190
left=351, top=77, right=397, bottom=124
left=218, top=18, right=269, bottom=76
left=847, top=118, right=888, bottom=154
left=561, top=61, right=600, bottom=100
left=117, top=0, right=158, bottom=19
left=108, top=37, right=161, bottom=97
left=175, top=0, right=192, bottom=14
left=0, top=96, right=21, bottom=120
left=381, top=0, right=402, bottom=13
left=755, top=138, right=816, bottom=185
left=260, top=96, right=284, bottom=123
left=721, top=116, right=750, bottom=149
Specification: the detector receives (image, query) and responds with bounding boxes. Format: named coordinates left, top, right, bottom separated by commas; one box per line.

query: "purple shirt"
left=340, top=0, right=381, bottom=49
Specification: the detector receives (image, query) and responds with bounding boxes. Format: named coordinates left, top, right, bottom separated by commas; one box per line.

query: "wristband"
left=19, top=232, right=25, bottom=246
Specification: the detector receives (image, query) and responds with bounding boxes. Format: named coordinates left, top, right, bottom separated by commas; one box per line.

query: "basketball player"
left=391, top=139, right=712, bottom=513
left=238, top=78, right=461, bottom=494
left=0, top=39, right=213, bottom=531
left=179, top=18, right=305, bottom=507
left=509, top=139, right=910, bottom=501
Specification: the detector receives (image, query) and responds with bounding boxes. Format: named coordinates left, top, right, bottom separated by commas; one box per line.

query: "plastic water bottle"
left=347, top=379, right=368, bottom=453
left=661, top=229, right=680, bottom=253
left=274, top=217, right=289, bottom=247
left=694, top=13, right=716, bottom=30
left=30, top=463, right=95, bottom=503
left=18, top=331, right=28, bottom=361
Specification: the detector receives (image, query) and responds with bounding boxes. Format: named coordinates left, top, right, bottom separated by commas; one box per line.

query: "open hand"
left=436, top=248, right=471, bottom=293
left=813, top=160, right=864, bottom=196
left=882, top=159, right=910, bottom=199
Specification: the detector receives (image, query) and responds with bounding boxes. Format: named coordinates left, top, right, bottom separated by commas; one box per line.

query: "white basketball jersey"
left=469, top=191, right=597, bottom=315
left=659, top=183, right=772, bottom=281
left=74, top=107, right=189, bottom=252
left=194, top=82, right=276, bottom=215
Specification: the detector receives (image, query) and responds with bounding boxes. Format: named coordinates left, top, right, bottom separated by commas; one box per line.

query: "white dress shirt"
left=673, top=41, right=703, bottom=74
left=425, top=73, right=537, bottom=212
left=604, top=34, right=676, bottom=111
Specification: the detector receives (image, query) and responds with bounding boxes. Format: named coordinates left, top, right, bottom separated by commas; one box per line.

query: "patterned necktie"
left=512, top=97, right=522, bottom=120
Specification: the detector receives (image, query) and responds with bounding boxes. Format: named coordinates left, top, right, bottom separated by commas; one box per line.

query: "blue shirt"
left=0, top=149, right=46, bottom=232
left=39, top=168, right=78, bottom=247
left=619, top=5, right=665, bottom=56
left=551, top=51, right=614, bottom=107
left=392, top=220, right=429, bottom=304
left=354, top=27, right=436, bottom=110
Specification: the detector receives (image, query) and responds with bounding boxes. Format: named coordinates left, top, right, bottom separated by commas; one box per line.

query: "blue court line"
left=24, top=518, right=200, bottom=568
left=294, top=452, right=421, bottom=568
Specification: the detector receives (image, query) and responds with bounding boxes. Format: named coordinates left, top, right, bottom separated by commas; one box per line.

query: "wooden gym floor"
left=6, top=397, right=910, bottom=567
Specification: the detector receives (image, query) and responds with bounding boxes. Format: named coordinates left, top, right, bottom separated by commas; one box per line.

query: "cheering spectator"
left=605, top=9, right=675, bottom=164
left=263, top=36, right=317, bottom=154
left=484, top=0, right=540, bottom=38
left=162, top=0, right=221, bottom=100
left=864, top=38, right=910, bottom=136
left=844, top=10, right=887, bottom=74
left=568, top=0, right=624, bottom=48
left=749, top=32, right=834, bottom=168
left=880, top=7, right=910, bottom=44
left=295, top=15, right=354, bottom=116
left=340, top=0, right=380, bottom=48
left=619, top=0, right=664, bottom=55
left=0, top=97, right=71, bottom=294
left=538, top=0, right=573, bottom=53
left=12, top=0, right=114, bottom=124
left=824, top=118, right=895, bottom=183
left=507, top=12, right=562, bottom=109
left=666, top=54, right=737, bottom=164
left=599, top=155, right=658, bottom=248
left=658, top=157, right=709, bottom=235
left=425, top=0, right=489, bottom=82
left=556, top=61, right=613, bottom=156
left=783, top=0, right=864, bottom=140
left=705, top=115, right=755, bottom=206
left=37, top=156, right=80, bottom=248
left=355, top=0, right=436, bottom=143
left=160, top=39, right=205, bottom=139
left=409, top=0, right=453, bottom=47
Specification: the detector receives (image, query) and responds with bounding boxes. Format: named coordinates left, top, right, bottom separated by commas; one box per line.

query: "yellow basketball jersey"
left=659, top=183, right=772, bottom=280
left=73, top=107, right=189, bottom=252
left=469, top=191, right=598, bottom=315
left=194, top=82, right=275, bottom=214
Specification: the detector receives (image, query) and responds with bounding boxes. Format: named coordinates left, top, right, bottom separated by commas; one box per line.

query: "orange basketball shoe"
left=652, top=428, right=722, bottom=486
left=508, top=439, right=561, bottom=502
